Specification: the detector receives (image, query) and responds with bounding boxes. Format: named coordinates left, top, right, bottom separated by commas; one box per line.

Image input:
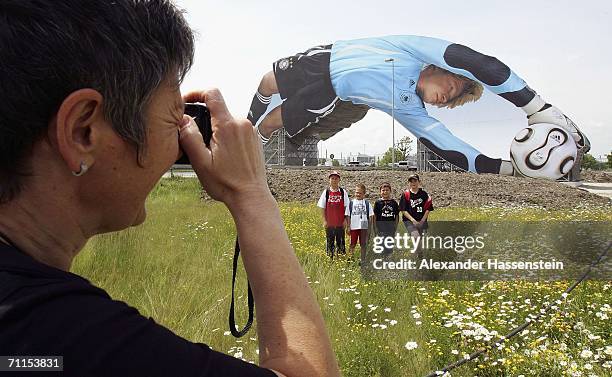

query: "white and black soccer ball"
left=510, top=123, right=577, bottom=180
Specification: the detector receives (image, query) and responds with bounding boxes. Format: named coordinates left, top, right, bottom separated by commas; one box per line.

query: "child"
left=345, top=184, right=374, bottom=261
left=373, top=182, right=400, bottom=256
left=317, top=171, right=349, bottom=259
left=399, top=174, right=434, bottom=238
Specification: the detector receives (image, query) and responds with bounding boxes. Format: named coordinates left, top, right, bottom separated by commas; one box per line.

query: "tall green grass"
left=73, top=177, right=612, bottom=376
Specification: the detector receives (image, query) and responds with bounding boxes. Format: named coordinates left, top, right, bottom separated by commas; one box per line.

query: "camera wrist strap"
left=229, top=237, right=254, bottom=337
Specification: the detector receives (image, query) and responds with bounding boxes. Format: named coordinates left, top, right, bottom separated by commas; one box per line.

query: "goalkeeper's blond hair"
left=425, top=65, right=484, bottom=109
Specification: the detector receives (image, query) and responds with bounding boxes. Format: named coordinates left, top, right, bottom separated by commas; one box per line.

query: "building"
left=347, top=153, right=376, bottom=166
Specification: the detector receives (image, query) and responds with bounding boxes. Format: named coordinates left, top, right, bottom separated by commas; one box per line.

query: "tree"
left=395, top=136, right=414, bottom=159
left=607, top=152, right=612, bottom=169
left=377, top=147, right=405, bottom=167
left=377, top=136, right=413, bottom=167
left=581, top=153, right=604, bottom=170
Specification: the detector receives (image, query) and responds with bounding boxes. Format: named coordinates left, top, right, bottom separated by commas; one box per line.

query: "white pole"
left=385, top=58, right=396, bottom=170
left=392, top=59, right=395, bottom=170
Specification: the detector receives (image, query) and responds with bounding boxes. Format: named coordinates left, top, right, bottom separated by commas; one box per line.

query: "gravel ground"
left=260, top=168, right=611, bottom=209
left=581, top=170, right=612, bottom=183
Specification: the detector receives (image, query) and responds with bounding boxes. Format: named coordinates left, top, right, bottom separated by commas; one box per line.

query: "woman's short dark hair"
left=0, top=0, right=195, bottom=203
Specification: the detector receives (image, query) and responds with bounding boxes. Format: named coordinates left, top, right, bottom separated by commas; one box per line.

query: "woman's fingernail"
left=180, top=115, right=192, bottom=128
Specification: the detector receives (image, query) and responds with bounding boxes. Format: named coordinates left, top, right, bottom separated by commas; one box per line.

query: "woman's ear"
left=50, top=89, right=105, bottom=174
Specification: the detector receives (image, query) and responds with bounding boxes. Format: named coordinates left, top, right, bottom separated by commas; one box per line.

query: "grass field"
left=73, top=177, right=611, bottom=376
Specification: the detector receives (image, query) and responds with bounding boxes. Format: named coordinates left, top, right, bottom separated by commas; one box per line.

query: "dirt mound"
left=263, top=168, right=611, bottom=208
left=582, top=170, right=612, bottom=183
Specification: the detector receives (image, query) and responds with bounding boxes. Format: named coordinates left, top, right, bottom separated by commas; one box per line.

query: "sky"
left=176, top=0, right=611, bottom=161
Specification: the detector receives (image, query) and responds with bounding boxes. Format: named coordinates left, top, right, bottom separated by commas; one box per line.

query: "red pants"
left=349, top=229, right=368, bottom=248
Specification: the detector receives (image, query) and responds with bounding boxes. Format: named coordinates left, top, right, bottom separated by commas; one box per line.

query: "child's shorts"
left=349, top=229, right=368, bottom=248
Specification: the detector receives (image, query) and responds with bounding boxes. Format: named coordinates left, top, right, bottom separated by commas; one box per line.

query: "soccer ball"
left=510, top=123, right=577, bottom=180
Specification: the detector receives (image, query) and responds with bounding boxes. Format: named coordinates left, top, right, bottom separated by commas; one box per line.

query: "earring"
left=72, top=161, right=89, bottom=177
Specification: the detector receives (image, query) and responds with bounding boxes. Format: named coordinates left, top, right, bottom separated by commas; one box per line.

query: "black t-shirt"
left=0, top=244, right=276, bottom=377
left=373, top=199, right=399, bottom=234
left=373, top=199, right=400, bottom=222
left=398, top=189, right=434, bottom=222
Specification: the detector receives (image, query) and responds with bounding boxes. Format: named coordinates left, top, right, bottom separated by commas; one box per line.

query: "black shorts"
left=273, top=44, right=339, bottom=138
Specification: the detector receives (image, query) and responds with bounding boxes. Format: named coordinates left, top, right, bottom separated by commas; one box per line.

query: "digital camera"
left=175, top=103, right=212, bottom=165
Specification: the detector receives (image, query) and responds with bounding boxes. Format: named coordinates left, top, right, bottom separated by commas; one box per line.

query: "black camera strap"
left=229, top=237, right=254, bottom=337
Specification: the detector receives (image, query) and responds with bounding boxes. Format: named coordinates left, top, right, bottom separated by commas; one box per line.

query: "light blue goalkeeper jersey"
left=329, top=35, right=531, bottom=173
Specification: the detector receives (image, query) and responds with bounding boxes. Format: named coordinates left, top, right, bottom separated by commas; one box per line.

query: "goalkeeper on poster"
left=247, top=35, right=590, bottom=180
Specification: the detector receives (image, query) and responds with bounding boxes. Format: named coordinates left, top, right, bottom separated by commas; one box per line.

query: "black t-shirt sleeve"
left=398, top=193, right=406, bottom=211
left=392, top=200, right=400, bottom=217
left=373, top=200, right=382, bottom=216
left=10, top=283, right=276, bottom=377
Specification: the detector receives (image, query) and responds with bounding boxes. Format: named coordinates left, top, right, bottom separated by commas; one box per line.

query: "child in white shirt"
left=345, top=183, right=374, bottom=261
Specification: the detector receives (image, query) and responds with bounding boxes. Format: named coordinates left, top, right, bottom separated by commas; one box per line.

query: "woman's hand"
left=179, top=89, right=270, bottom=206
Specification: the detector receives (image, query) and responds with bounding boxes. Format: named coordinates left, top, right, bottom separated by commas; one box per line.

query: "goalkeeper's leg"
left=247, top=71, right=278, bottom=126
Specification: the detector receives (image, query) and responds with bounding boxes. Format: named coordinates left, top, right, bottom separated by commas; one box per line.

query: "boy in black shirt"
left=399, top=174, right=434, bottom=237
left=373, top=182, right=400, bottom=255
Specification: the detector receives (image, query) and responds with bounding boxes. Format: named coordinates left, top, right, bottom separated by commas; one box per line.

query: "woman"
left=0, top=1, right=339, bottom=376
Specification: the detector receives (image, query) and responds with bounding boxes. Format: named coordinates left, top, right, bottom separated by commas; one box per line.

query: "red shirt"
left=325, top=190, right=346, bottom=227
